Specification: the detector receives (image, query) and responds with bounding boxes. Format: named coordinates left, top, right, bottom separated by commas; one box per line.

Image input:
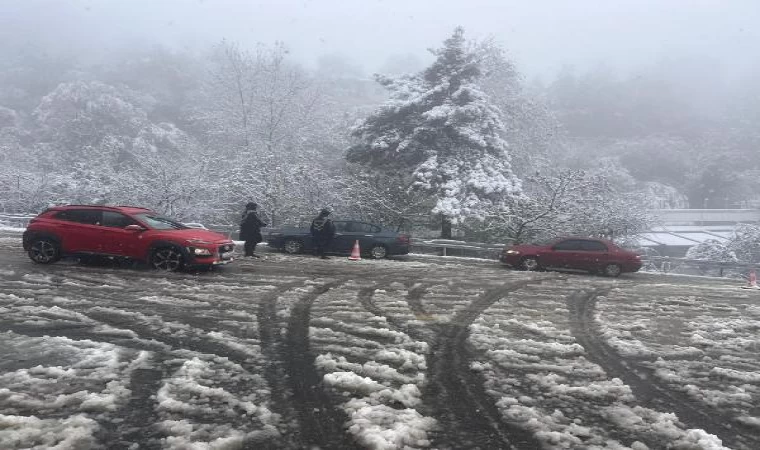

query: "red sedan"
left=500, top=237, right=642, bottom=277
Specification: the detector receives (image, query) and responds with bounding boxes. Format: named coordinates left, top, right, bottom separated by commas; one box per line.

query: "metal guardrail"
left=410, top=238, right=505, bottom=259
left=0, top=214, right=34, bottom=228
left=651, top=208, right=760, bottom=224
left=640, top=256, right=758, bottom=278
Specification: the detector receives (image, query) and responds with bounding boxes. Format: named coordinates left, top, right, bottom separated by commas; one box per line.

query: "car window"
left=345, top=222, right=362, bottom=232
left=134, top=213, right=188, bottom=230
left=347, top=222, right=378, bottom=233
left=553, top=239, right=582, bottom=251
left=101, top=211, right=138, bottom=228
left=333, top=221, right=348, bottom=232
left=581, top=240, right=608, bottom=252
left=54, top=209, right=101, bottom=225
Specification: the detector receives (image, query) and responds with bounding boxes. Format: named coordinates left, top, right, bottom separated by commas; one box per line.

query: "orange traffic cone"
left=349, top=240, right=361, bottom=261
left=741, top=269, right=760, bottom=290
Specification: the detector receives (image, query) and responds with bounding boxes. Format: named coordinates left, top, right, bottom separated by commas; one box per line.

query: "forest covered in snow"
left=2, top=2, right=760, bottom=243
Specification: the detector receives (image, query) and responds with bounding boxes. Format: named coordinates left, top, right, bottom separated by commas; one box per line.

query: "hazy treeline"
left=1, top=31, right=758, bottom=241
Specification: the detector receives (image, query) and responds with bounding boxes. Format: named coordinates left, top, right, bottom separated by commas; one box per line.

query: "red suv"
left=22, top=205, right=235, bottom=271
left=500, top=237, right=642, bottom=277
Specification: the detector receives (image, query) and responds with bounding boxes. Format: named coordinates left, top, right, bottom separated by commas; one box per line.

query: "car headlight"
left=191, top=247, right=212, bottom=256
left=505, top=250, right=520, bottom=255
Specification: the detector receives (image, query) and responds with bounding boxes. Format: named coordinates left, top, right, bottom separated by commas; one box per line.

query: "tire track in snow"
left=256, top=282, right=315, bottom=449
left=1, top=264, right=303, bottom=447
left=0, top=320, right=173, bottom=449
left=405, top=282, right=430, bottom=318
left=356, top=286, right=430, bottom=344
left=283, top=279, right=359, bottom=450
left=424, top=279, right=542, bottom=450
left=103, top=357, right=169, bottom=450
left=79, top=308, right=285, bottom=448
left=84, top=308, right=261, bottom=366
left=567, top=289, right=760, bottom=450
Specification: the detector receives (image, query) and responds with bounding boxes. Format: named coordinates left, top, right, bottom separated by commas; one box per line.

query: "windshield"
left=134, top=213, right=188, bottom=230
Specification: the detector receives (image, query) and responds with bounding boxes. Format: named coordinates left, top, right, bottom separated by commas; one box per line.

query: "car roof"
left=554, top=236, right=617, bottom=245
left=50, top=205, right=155, bottom=214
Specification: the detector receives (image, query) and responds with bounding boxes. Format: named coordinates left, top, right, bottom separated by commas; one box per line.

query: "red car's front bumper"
left=499, top=253, right=521, bottom=267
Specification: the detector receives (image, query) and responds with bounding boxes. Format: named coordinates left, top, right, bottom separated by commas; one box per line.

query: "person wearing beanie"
left=240, top=202, right=266, bottom=258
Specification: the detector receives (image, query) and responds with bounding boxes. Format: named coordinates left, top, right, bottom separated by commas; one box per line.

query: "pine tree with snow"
left=347, top=27, right=522, bottom=237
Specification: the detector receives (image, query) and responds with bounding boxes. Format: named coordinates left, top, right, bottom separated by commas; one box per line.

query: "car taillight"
left=397, top=234, right=410, bottom=245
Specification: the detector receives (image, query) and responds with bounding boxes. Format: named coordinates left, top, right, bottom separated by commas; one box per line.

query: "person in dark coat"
left=310, top=208, right=335, bottom=259
left=240, top=202, right=266, bottom=257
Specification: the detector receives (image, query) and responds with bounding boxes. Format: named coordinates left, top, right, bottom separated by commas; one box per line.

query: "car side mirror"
left=125, top=224, right=146, bottom=232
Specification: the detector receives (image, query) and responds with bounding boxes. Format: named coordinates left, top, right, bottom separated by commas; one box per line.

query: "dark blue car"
left=267, top=220, right=411, bottom=259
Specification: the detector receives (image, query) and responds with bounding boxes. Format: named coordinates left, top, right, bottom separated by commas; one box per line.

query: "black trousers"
left=243, top=232, right=262, bottom=256
left=244, top=240, right=258, bottom=256
left=314, top=238, right=333, bottom=257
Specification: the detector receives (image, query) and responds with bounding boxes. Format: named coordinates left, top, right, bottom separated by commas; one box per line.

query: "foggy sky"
left=3, top=0, right=760, bottom=79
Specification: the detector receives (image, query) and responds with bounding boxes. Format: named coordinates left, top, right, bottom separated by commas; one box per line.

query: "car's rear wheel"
left=283, top=239, right=303, bottom=254
left=369, top=244, right=387, bottom=259
left=151, top=247, right=184, bottom=272
left=603, top=263, right=622, bottom=277
left=520, top=256, right=540, bottom=271
left=28, top=238, right=60, bottom=264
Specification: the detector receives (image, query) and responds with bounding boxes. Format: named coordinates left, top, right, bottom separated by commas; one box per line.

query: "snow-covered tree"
left=642, top=182, right=689, bottom=209
left=192, top=42, right=321, bottom=155
left=347, top=28, right=522, bottom=237
left=339, top=165, right=433, bottom=230
left=686, top=239, right=737, bottom=263
left=478, top=41, right=561, bottom=174
left=190, top=41, right=338, bottom=226
left=466, top=168, right=652, bottom=244
left=729, top=224, right=760, bottom=263
left=32, top=80, right=152, bottom=170
left=686, top=224, right=760, bottom=276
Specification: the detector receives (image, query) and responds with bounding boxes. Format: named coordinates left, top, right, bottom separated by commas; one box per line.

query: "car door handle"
left=364, top=235, right=373, bottom=237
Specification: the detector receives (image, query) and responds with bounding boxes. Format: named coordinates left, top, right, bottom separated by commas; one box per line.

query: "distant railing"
left=410, top=238, right=506, bottom=259
left=651, top=208, right=760, bottom=224
left=0, top=213, right=34, bottom=229
left=640, top=256, right=758, bottom=278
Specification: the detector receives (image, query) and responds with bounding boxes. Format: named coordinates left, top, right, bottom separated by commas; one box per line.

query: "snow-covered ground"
left=0, top=225, right=26, bottom=233
left=0, top=236, right=758, bottom=449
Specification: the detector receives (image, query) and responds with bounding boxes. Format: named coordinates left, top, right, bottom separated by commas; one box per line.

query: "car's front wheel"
left=603, top=263, right=622, bottom=277
left=369, top=244, right=387, bottom=259
left=28, top=238, right=60, bottom=264
left=283, top=239, right=303, bottom=254
left=150, top=247, right=184, bottom=272
left=520, top=256, right=541, bottom=271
